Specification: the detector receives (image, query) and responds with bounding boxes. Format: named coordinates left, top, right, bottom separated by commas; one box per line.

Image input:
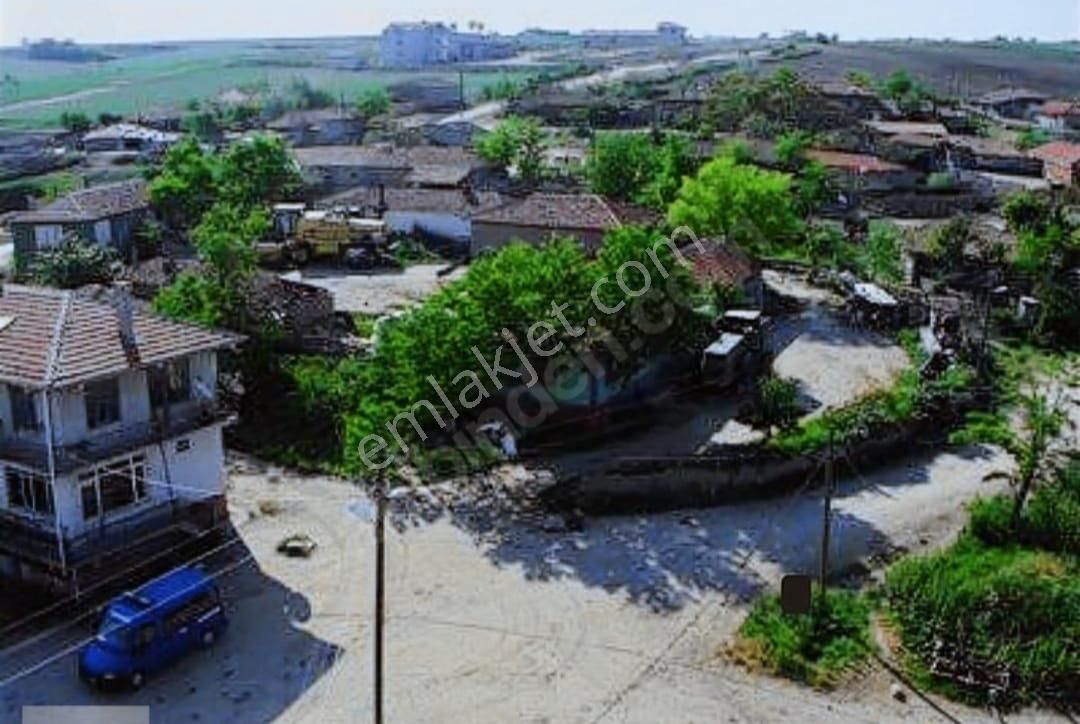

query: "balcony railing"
left=0, top=495, right=227, bottom=569
left=0, top=401, right=228, bottom=474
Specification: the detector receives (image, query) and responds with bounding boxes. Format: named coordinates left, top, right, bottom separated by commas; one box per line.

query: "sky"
left=1, top=0, right=1078, bottom=46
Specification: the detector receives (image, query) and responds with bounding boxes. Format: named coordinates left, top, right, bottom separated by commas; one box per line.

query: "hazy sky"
left=2, top=0, right=1078, bottom=45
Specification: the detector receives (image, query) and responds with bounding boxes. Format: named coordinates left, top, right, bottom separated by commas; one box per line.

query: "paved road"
left=437, top=49, right=761, bottom=127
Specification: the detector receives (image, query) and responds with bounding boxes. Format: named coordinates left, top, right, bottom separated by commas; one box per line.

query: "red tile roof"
left=473, top=193, right=658, bottom=231
left=1030, top=142, right=1080, bottom=164
left=11, top=179, right=148, bottom=225
left=0, top=285, right=241, bottom=389
left=1038, top=101, right=1080, bottom=118
left=806, top=150, right=908, bottom=173
left=680, top=240, right=760, bottom=288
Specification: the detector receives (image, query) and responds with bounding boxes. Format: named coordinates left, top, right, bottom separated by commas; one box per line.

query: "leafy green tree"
left=1003, top=190, right=1051, bottom=235
left=1016, top=127, right=1052, bottom=151
left=586, top=132, right=660, bottom=200
left=475, top=116, right=546, bottom=184
left=637, top=134, right=696, bottom=210
left=881, top=70, right=914, bottom=100
left=148, top=138, right=219, bottom=230
left=182, top=111, right=222, bottom=142
left=858, top=221, right=905, bottom=284
left=794, top=160, right=832, bottom=217
left=355, top=87, right=390, bottom=119
left=59, top=111, right=91, bottom=133
left=668, top=150, right=802, bottom=253
left=774, top=130, right=813, bottom=170
left=756, top=375, right=801, bottom=436
left=287, top=77, right=336, bottom=109
left=217, top=135, right=302, bottom=210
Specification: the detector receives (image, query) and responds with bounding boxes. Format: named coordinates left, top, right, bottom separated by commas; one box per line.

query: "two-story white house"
left=0, top=284, right=241, bottom=595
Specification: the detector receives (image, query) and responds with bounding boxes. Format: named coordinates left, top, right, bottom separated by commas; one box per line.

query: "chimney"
left=112, top=282, right=140, bottom=366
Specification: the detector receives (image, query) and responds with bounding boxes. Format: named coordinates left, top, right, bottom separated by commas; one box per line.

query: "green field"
left=0, top=39, right=535, bottom=129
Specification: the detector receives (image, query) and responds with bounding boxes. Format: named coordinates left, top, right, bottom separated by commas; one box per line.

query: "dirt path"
left=4, top=446, right=1068, bottom=723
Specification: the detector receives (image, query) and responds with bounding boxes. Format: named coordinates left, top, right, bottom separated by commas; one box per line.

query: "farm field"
left=787, top=41, right=1080, bottom=98
left=0, top=39, right=537, bottom=128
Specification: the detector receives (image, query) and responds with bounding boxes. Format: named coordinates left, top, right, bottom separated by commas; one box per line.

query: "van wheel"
left=201, top=630, right=216, bottom=648
left=130, top=671, right=145, bottom=689
left=291, top=246, right=310, bottom=266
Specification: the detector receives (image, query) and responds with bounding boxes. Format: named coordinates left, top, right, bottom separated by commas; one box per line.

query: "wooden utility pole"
left=818, top=427, right=835, bottom=612
left=373, top=480, right=387, bottom=724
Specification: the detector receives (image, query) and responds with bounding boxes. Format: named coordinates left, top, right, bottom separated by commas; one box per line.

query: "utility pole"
left=373, top=479, right=386, bottom=724
left=817, top=426, right=835, bottom=616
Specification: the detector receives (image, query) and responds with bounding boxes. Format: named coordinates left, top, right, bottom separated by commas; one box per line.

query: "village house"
left=292, top=145, right=498, bottom=194
left=267, top=108, right=365, bottom=147
left=470, top=193, right=658, bottom=256
left=0, top=285, right=241, bottom=594
left=680, top=238, right=764, bottom=308
left=1029, top=142, right=1080, bottom=186
left=947, top=136, right=1045, bottom=177
left=9, top=179, right=150, bottom=262
left=82, top=123, right=180, bottom=155
left=805, top=150, right=923, bottom=192
left=320, top=185, right=506, bottom=244
left=974, top=88, right=1049, bottom=120
left=1034, top=101, right=1080, bottom=134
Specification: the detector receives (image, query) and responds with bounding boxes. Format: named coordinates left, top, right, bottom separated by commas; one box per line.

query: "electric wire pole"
left=373, top=480, right=386, bottom=724
left=817, top=426, right=835, bottom=619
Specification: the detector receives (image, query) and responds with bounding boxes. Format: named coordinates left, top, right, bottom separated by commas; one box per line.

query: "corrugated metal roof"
left=0, top=285, right=241, bottom=389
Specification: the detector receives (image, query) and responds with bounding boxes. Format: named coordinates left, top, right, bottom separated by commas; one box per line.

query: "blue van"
left=79, top=566, right=228, bottom=689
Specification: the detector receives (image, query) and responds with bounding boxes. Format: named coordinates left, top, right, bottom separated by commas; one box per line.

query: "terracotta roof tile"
left=0, top=285, right=241, bottom=389
left=473, top=193, right=656, bottom=231
left=1030, top=142, right=1080, bottom=164
left=11, top=179, right=148, bottom=225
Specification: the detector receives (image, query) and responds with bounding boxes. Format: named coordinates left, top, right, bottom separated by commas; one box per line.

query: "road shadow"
left=391, top=466, right=896, bottom=614
left=0, top=543, right=343, bottom=724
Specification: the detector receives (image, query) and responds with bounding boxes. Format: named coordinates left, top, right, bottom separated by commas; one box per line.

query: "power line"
left=0, top=552, right=255, bottom=691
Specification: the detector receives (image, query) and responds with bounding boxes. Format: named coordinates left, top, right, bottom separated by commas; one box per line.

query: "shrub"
left=886, top=536, right=1080, bottom=708
left=734, top=587, right=873, bottom=688
left=1024, top=461, right=1080, bottom=556
left=968, top=495, right=1014, bottom=547
left=26, top=239, right=118, bottom=289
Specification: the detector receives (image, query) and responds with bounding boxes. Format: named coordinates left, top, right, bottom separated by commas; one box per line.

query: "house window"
left=5, top=468, right=54, bottom=516
left=79, top=454, right=147, bottom=520
left=85, top=378, right=121, bottom=430
left=150, top=359, right=191, bottom=409
left=10, top=387, right=40, bottom=432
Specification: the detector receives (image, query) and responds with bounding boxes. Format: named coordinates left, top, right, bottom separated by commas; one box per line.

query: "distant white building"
left=380, top=21, right=515, bottom=68
left=582, top=22, right=688, bottom=49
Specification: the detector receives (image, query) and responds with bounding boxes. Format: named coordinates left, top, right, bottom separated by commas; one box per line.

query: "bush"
left=734, top=587, right=873, bottom=688
left=969, top=495, right=1014, bottom=547
left=886, top=536, right=1080, bottom=708
left=26, top=240, right=118, bottom=288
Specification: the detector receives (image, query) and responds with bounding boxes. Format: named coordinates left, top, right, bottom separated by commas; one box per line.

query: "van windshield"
left=96, top=612, right=135, bottom=650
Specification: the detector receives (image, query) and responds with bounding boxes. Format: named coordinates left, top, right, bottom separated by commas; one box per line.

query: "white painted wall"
left=385, top=211, right=470, bottom=240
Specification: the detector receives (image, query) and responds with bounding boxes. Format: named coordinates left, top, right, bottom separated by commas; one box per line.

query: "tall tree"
left=667, top=150, right=801, bottom=253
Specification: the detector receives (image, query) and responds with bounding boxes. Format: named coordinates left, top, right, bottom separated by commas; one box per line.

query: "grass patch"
left=769, top=330, right=976, bottom=456
left=352, top=313, right=379, bottom=339
left=730, top=587, right=874, bottom=688
left=886, top=534, right=1080, bottom=709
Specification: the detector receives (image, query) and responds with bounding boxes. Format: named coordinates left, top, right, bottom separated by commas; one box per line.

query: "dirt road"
left=5, top=446, right=1066, bottom=723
